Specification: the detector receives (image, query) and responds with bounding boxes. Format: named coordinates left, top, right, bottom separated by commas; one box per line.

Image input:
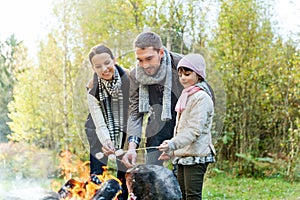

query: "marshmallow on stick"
left=95, top=146, right=159, bottom=161
left=108, top=154, right=116, bottom=161
left=115, top=149, right=124, bottom=157
left=95, top=152, right=104, bottom=159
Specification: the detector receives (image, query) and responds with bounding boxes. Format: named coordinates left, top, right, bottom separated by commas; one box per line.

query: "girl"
left=158, top=54, right=216, bottom=200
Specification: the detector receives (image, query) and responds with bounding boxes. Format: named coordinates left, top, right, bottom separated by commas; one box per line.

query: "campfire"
left=56, top=167, right=122, bottom=200
left=48, top=150, right=124, bottom=200
left=50, top=150, right=182, bottom=200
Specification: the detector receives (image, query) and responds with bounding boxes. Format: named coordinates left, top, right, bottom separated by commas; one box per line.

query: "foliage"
left=210, top=0, right=300, bottom=180
left=0, top=142, right=57, bottom=179
left=8, top=1, right=89, bottom=157
left=0, top=35, right=22, bottom=142
left=1, top=0, right=300, bottom=181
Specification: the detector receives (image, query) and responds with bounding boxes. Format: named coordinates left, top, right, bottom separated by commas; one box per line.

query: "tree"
left=211, top=0, right=300, bottom=179
left=0, top=35, right=22, bottom=142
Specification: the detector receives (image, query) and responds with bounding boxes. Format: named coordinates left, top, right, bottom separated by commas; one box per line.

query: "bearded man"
left=122, top=31, right=183, bottom=168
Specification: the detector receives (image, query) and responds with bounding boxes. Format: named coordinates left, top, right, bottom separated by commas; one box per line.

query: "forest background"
left=0, top=0, right=299, bottom=198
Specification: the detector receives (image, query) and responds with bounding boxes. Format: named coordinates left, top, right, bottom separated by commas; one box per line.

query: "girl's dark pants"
left=177, top=163, right=208, bottom=200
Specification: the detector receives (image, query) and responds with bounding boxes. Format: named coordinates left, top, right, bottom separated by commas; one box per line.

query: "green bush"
left=0, top=142, right=58, bottom=180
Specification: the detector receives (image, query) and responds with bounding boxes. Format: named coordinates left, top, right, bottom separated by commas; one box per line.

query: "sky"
left=0, top=0, right=53, bottom=58
left=274, top=0, right=300, bottom=38
left=0, top=0, right=299, bottom=60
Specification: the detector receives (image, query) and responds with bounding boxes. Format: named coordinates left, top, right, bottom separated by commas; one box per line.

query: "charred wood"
left=91, top=179, right=122, bottom=200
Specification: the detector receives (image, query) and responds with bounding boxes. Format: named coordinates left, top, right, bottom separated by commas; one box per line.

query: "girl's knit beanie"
left=177, top=54, right=206, bottom=79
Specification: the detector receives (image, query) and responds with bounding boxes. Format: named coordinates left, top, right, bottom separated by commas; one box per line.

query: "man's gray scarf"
left=136, top=47, right=172, bottom=121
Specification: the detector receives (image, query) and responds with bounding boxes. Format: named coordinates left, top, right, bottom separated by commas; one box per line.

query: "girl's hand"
left=158, top=141, right=169, bottom=152
left=158, top=152, right=171, bottom=161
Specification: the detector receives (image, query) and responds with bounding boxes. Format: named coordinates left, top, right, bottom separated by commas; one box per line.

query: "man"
left=122, top=31, right=183, bottom=168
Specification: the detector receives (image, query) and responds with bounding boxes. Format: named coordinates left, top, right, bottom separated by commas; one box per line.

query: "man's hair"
left=134, top=32, right=162, bottom=50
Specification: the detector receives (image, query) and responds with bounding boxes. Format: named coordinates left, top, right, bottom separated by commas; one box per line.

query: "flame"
left=57, top=166, right=122, bottom=200
left=52, top=150, right=122, bottom=200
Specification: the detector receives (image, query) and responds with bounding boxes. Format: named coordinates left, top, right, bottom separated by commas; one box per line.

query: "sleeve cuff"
left=168, top=140, right=176, bottom=151
left=128, top=136, right=141, bottom=146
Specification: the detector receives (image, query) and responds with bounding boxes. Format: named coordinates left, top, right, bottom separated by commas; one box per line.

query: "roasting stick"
left=96, top=146, right=159, bottom=160
left=115, top=146, right=159, bottom=156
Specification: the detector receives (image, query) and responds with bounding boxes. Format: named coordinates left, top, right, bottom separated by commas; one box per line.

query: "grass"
left=203, top=172, right=300, bottom=200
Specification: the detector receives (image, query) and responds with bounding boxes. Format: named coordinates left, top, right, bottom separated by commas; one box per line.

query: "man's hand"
left=122, top=142, right=137, bottom=168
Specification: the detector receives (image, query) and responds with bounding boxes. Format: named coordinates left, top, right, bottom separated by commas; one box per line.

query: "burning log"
left=57, top=178, right=94, bottom=199
left=126, top=164, right=182, bottom=200
left=91, top=179, right=122, bottom=200
left=57, top=179, right=76, bottom=198
left=57, top=178, right=121, bottom=200
left=56, top=178, right=121, bottom=200
left=56, top=167, right=123, bottom=200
